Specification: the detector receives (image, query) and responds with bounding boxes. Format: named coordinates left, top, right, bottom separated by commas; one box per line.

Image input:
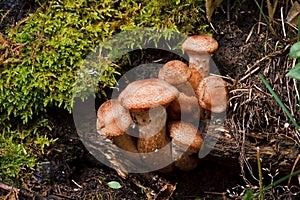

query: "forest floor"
left=1, top=1, right=300, bottom=199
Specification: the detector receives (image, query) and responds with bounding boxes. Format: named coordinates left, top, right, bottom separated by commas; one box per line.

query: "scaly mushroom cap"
left=182, top=34, right=219, bottom=54
left=97, top=99, right=133, bottom=137
left=118, top=78, right=179, bottom=111
left=158, top=60, right=191, bottom=85
left=168, top=121, right=203, bottom=153
left=196, top=76, right=227, bottom=113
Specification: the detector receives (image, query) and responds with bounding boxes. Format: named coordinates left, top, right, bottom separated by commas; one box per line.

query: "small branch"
left=288, top=154, right=300, bottom=187
left=0, top=182, right=45, bottom=199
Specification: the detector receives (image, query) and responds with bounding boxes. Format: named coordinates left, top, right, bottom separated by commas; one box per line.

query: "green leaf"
left=107, top=181, right=122, bottom=189
left=243, top=189, right=254, bottom=200
left=290, top=42, right=300, bottom=58
left=287, top=63, right=300, bottom=80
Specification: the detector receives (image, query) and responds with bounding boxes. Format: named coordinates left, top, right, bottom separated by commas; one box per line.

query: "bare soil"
left=1, top=1, right=300, bottom=199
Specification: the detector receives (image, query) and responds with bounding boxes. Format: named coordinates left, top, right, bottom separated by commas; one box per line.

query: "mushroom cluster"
left=97, top=34, right=227, bottom=171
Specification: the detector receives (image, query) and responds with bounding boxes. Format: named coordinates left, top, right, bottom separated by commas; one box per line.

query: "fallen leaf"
left=286, top=1, right=300, bottom=26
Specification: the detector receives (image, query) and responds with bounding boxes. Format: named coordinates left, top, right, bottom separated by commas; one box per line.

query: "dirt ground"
left=1, top=1, right=300, bottom=199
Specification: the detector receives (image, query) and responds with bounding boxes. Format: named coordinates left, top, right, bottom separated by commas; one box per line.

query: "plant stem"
left=253, top=168, right=300, bottom=198
left=257, top=147, right=264, bottom=200
left=298, top=15, right=300, bottom=42
left=259, top=74, right=300, bottom=131
left=254, top=0, right=270, bottom=26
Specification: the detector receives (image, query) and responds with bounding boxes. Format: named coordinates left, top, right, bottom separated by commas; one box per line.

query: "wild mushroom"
left=96, top=99, right=137, bottom=153
left=158, top=60, right=200, bottom=122
left=182, top=34, right=218, bottom=89
left=196, top=76, right=227, bottom=119
left=118, top=78, right=179, bottom=153
left=168, top=121, right=203, bottom=171
left=158, top=60, right=194, bottom=96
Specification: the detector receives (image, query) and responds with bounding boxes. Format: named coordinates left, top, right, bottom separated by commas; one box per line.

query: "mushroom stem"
left=174, top=153, right=199, bottom=171
left=112, top=134, right=138, bottom=153
left=168, top=121, right=203, bottom=171
left=131, top=106, right=169, bottom=153
left=182, top=34, right=219, bottom=88
left=188, top=52, right=211, bottom=78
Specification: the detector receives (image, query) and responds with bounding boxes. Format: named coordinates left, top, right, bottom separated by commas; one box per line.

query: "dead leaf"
left=154, top=183, right=176, bottom=200
left=286, top=1, right=300, bottom=26
left=206, top=0, right=223, bottom=22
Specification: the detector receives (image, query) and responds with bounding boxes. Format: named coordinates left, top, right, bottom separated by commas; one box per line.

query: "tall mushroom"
left=118, top=78, right=179, bottom=153
left=182, top=34, right=219, bottom=90
left=158, top=60, right=200, bottom=122
left=168, top=121, right=203, bottom=171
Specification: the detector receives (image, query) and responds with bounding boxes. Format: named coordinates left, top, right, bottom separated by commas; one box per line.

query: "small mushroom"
left=196, top=76, right=227, bottom=118
left=96, top=99, right=137, bottom=153
left=158, top=60, right=200, bottom=122
left=182, top=34, right=218, bottom=89
left=158, top=60, right=194, bottom=96
left=118, top=78, right=179, bottom=153
left=168, top=121, right=203, bottom=171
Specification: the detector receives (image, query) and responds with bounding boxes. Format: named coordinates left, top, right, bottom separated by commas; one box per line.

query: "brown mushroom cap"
left=168, top=121, right=203, bottom=171
left=196, top=76, right=227, bottom=113
left=97, top=99, right=133, bottom=137
left=168, top=121, right=203, bottom=153
left=158, top=60, right=191, bottom=85
left=118, top=78, right=179, bottom=111
left=182, top=34, right=218, bottom=54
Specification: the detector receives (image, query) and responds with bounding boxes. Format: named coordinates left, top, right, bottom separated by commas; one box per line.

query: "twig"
left=253, top=169, right=300, bottom=198
left=0, top=182, right=45, bottom=199
left=288, top=154, right=300, bottom=187
left=246, top=23, right=256, bottom=43
left=154, top=183, right=176, bottom=200
left=0, top=10, right=11, bottom=25
left=209, top=22, right=218, bottom=34
left=239, top=46, right=290, bottom=82
left=239, top=66, right=260, bottom=82
left=280, top=7, right=286, bottom=38
left=226, top=0, right=230, bottom=21
left=266, top=0, right=278, bottom=22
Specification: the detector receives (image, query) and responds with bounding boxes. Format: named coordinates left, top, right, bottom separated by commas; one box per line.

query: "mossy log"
left=74, top=98, right=299, bottom=175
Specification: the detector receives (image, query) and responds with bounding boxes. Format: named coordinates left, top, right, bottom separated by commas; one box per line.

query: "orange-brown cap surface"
left=182, top=34, right=218, bottom=54
left=158, top=60, right=191, bottom=85
left=118, top=79, right=179, bottom=111
left=97, top=99, right=132, bottom=137
left=168, top=121, right=203, bottom=153
left=196, top=76, right=227, bottom=113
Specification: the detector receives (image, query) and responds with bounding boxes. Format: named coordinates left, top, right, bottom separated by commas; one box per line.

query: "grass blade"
left=254, top=0, right=270, bottom=26
left=259, top=74, right=300, bottom=131
left=252, top=168, right=300, bottom=198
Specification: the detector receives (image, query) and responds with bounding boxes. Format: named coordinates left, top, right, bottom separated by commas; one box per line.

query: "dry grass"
left=218, top=1, right=300, bottom=198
